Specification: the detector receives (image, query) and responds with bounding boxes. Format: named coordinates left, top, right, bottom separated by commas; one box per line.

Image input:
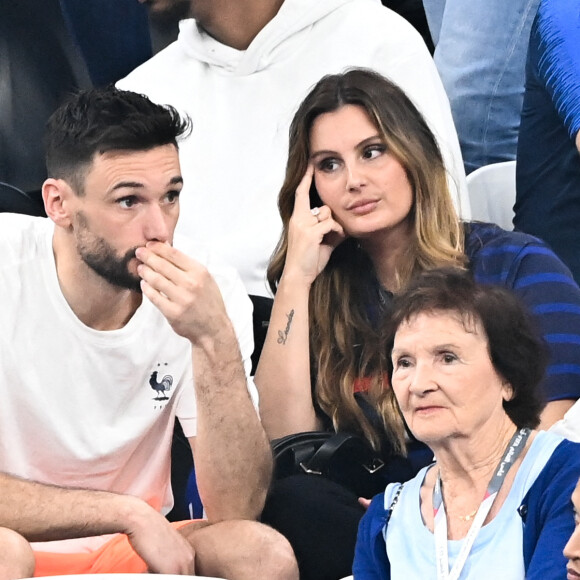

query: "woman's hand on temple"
left=283, top=165, right=345, bottom=286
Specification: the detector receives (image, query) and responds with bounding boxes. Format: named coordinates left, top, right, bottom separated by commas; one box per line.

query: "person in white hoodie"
left=118, top=0, right=469, bottom=299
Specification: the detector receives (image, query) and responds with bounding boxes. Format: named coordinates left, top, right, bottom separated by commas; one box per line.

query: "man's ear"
left=42, top=178, right=75, bottom=227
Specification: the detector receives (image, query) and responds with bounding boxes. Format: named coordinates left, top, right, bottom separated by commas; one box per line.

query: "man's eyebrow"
left=111, top=176, right=183, bottom=192
left=111, top=181, right=144, bottom=191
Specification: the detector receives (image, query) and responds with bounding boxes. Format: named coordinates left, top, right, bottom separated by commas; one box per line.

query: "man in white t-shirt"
left=0, top=86, right=297, bottom=579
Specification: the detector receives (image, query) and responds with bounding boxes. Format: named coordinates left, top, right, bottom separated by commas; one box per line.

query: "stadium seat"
left=466, top=160, right=516, bottom=230
left=0, top=182, right=46, bottom=216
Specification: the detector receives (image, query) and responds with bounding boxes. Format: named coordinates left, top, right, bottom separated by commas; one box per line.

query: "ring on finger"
left=311, top=207, right=321, bottom=221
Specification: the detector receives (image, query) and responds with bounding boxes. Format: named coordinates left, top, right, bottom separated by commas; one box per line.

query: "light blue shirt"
left=383, top=431, right=562, bottom=579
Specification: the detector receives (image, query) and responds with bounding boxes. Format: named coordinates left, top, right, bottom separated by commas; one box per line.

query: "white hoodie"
left=119, top=0, right=469, bottom=296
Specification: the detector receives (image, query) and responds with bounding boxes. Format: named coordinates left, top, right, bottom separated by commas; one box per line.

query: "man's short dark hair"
left=44, top=85, right=191, bottom=193
left=384, top=267, right=547, bottom=428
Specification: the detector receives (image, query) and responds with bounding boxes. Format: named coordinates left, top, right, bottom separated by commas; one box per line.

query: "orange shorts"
left=33, top=520, right=194, bottom=576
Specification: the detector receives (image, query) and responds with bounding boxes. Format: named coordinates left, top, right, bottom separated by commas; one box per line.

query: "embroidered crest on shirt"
left=149, top=369, right=173, bottom=401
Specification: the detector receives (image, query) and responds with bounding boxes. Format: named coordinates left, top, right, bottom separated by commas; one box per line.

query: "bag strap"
left=300, top=432, right=385, bottom=476
left=385, top=482, right=404, bottom=525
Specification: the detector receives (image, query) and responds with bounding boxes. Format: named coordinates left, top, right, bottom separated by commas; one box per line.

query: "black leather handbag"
left=272, top=431, right=388, bottom=498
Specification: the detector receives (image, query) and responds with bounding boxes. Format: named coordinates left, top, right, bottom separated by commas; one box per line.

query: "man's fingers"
left=139, top=265, right=202, bottom=318
left=136, top=245, right=197, bottom=287
left=294, top=164, right=314, bottom=213
left=140, top=279, right=176, bottom=316
left=132, top=533, right=196, bottom=575
left=138, top=242, right=191, bottom=272
left=138, top=263, right=177, bottom=297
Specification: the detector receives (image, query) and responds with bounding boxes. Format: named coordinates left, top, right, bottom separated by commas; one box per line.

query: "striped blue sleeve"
left=536, top=0, right=580, bottom=139
left=471, top=230, right=580, bottom=401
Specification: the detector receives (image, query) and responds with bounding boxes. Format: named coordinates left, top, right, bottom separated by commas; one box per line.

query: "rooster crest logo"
left=149, top=371, right=173, bottom=401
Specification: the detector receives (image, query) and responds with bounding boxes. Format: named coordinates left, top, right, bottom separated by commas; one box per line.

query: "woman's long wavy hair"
left=268, top=68, right=467, bottom=453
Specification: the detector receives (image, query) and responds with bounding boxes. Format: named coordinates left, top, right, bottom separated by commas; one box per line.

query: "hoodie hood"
left=178, top=0, right=358, bottom=74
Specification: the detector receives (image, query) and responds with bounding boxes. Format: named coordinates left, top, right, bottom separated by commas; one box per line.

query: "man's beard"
left=76, top=213, right=142, bottom=293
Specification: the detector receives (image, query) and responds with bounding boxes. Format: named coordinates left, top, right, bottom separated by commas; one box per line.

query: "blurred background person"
left=514, top=0, right=580, bottom=284
left=422, top=0, right=540, bottom=173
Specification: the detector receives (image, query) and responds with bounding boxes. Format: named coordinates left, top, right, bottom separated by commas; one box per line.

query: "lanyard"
left=432, top=427, right=531, bottom=580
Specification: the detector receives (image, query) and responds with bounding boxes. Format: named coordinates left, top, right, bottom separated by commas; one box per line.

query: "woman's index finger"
left=294, top=164, right=315, bottom=212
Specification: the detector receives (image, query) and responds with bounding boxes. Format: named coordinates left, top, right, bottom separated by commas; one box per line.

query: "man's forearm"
left=191, top=325, right=272, bottom=522
left=0, top=473, right=154, bottom=542
left=135, top=243, right=271, bottom=520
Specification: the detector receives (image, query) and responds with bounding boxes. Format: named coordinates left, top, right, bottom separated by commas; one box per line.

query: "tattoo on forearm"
left=277, top=309, right=295, bottom=345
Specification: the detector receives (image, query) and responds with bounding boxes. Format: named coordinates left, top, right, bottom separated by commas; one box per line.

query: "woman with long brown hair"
left=256, top=68, right=580, bottom=580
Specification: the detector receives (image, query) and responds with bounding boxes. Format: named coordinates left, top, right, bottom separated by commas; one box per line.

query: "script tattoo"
left=277, top=309, right=295, bottom=345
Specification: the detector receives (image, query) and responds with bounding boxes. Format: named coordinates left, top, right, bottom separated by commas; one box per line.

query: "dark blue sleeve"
left=536, top=0, right=580, bottom=139
left=522, top=440, right=580, bottom=579
left=469, top=226, right=580, bottom=401
left=353, top=493, right=390, bottom=579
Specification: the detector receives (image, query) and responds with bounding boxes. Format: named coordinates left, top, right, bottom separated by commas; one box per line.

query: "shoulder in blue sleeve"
left=465, top=221, right=580, bottom=401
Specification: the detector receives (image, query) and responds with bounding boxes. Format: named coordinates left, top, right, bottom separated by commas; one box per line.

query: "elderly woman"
left=354, top=269, right=580, bottom=579
left=257, top=68, right=580, bottom=580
